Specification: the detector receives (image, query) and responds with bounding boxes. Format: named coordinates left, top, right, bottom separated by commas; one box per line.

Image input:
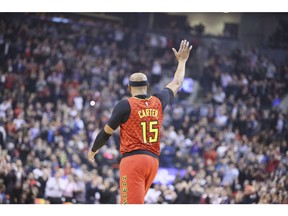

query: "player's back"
left=120, top=95, right=163, bottom=156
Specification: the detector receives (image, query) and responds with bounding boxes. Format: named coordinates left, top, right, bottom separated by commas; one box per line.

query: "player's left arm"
left=87, top=99, right=130, bottom=162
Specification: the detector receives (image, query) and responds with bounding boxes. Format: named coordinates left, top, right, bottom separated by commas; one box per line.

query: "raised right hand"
left=172, top=39, right=193, bottom=62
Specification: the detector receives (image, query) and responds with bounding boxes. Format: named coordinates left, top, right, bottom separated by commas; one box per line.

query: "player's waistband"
left=122, top=150, right=159, bottom=160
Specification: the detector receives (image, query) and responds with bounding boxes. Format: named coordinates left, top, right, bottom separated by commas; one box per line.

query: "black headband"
left=128, top=80, right=149, bottom=87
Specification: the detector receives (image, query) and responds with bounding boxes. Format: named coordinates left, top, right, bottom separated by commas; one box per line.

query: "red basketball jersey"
left=120, top=96, right=163, bottom=156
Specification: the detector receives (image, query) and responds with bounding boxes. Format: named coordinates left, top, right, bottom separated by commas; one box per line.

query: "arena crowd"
left=0, top=13, right=287, bottom=204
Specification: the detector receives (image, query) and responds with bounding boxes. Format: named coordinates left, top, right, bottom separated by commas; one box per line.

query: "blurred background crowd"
left=0, top=13, right=287, bottom=204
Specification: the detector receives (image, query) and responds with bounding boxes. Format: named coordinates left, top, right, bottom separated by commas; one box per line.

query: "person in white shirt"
left=45, top=169, right=65, bottom=204
left=62, top=174, right=79, bottom=203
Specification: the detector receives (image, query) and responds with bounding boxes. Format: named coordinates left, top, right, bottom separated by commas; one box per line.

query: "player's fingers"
left=179, top=40, right=184, bottom=50
left=182, top=39, right=188, bottom=51
left=185, top=41, right=189, bottom=50
left=172, top=48, right=177, bottom=55
left=88, top=154, right=94, bottom=161
left=189, top=45, right=193, bottom=51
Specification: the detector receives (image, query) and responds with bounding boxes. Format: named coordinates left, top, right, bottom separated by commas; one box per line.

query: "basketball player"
left=88, top=39, right=193, bottom=204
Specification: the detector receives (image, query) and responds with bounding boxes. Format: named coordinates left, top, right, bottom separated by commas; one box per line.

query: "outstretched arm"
left=87, top=124, right=114, bottom=162
left=166, top=39, right=193, bottom=96
left=87, top=99, right=130, bottom=162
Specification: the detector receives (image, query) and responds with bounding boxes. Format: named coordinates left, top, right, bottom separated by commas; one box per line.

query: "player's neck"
left=131, top=89, right=147, bottom=97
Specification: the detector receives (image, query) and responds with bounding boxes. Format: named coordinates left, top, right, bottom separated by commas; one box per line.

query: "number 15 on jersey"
left=140, top=120, right=159, bottom=144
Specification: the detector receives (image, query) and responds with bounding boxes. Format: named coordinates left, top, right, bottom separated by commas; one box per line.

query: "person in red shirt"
left=88, top=40, right=193, bottom=204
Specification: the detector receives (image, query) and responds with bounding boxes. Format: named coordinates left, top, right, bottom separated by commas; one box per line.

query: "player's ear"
left=128, top=85, right=131, bottom=93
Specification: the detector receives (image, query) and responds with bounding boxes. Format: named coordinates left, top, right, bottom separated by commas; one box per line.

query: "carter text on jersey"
left=138, top=109, right=158, bottom=119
